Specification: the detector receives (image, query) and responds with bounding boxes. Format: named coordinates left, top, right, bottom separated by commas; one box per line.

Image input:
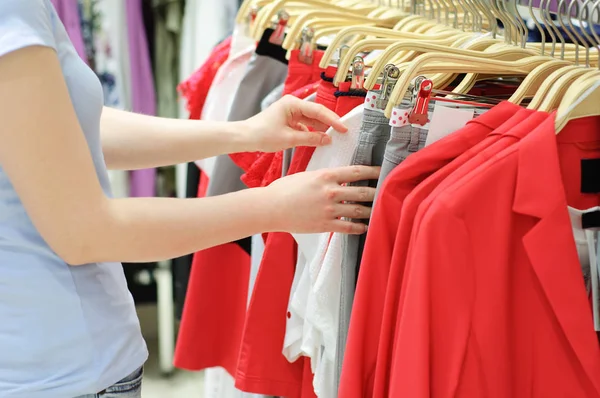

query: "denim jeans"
left=75, top=367, right=143, bottom=398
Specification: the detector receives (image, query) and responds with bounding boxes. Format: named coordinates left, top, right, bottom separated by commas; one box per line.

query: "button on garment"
left=0, top=1, right=147, bottom=397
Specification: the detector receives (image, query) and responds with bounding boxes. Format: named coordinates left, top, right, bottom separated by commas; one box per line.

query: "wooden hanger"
left=525, top=65, right=585, bottom=110
left=280, top=11, right=400, bottom=50
left=536, top=67, right=594, bottom=111
left=385, top=54, right=552, bottom=117
left=237, top=0, right=272, bottom=24
left=251, top=0, right=375, bottom=40
left=555, top=73, right=600, bottom=132
left=335, top=38, right=487, bottom=86
left=320, top=26, right=462, bottom=69
left=363, top=34, right=502, bottom=90
left=508, top=60, right=573, bottom=104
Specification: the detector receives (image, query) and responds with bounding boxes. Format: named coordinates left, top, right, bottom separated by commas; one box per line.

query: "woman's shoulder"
left=0, top=0, right=57, bottom=58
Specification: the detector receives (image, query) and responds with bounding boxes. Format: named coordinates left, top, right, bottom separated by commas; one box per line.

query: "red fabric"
left=283, top=49, right=324, bottom=96
left=334, top=82, right=366, bottom=117
left=174, top=243, right=250, bottom=374
left=174, top=166, right=252, bottom=373
left=240, top=81, right=321, bottom=189
left=178, top=37, right=232, bottom=120
left=390, top=114, right=600, bottom=397
left=373, top=110, right=548, bottom=397
left=339, top=101, right=522, bottom=398
left=232, top=78, right=344, bottom=397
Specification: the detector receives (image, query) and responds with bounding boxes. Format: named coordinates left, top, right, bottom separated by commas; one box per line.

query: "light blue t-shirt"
left=0, top=1, right=147, bottom=397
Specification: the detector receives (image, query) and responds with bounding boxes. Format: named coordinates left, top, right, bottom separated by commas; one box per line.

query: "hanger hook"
left=556, top=0, right=577, bottom=61
left=566, top=0, right=588, bottom=65
left=579, top=0, right=596, bottom=67
left=539, top=0, right=558, bottom=56
left=528, top=0, right=547, bottom=54
left=494, top=0, right=513, bottom=44
left=589, top=0, right=600, bottom=69
left=511, top=0, right=529, bottom=47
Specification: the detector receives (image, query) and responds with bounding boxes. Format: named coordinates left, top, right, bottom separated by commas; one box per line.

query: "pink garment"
left=49, top=0, right=87, bottom=63
left=125, top=0, right=157, bottom=197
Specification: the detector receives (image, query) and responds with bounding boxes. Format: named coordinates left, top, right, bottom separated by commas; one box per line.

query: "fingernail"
left=321, top=135, right=332, bottom=145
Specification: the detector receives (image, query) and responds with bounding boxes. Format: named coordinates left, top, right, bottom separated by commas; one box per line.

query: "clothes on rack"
left=174, top=2, right=600, bottom=398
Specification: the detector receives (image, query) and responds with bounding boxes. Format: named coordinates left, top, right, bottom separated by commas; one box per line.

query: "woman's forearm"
left=100, top=107, right=250, bottom=170
left=72, top=187, right=276, bottom=265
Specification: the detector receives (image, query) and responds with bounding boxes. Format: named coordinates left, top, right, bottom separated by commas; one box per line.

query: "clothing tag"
left=424, top=103, right=475, bottom=147
left=581, top=159, right=600, bottom=193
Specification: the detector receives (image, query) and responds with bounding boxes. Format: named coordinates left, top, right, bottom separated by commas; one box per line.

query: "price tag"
left=424, top=103, right=475, bottom=147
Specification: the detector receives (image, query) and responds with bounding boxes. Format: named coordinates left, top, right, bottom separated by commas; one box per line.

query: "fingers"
left=295, top=116, right=333, bottom=133
left=326, top=185, right=376, bottom=203
left=332, top=203, right=372, bottom=219
left=329, top=220, right=368, bottom=235
left=290, top=97, right=348, bottom=133
left=325, top=165, right=381, bottom=184
left=285, top=128, right=331, bottom=147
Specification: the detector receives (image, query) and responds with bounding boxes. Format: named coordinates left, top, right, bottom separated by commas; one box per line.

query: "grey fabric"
left=374, top=104, right=488, bottom=196
left=335, top=108, right=391, bottom=392
left=206, top=53, right=288, bottom=198
left=283, top=148, right=295, bottom=177
left=376, top=124, right=428, bottom=193
left=261, top=82, right=285, bottom=111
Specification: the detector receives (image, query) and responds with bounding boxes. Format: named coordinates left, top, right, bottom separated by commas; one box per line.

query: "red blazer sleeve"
left=390, top=202, right=476, bottom=398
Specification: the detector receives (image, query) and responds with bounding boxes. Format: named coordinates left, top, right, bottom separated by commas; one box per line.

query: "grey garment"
left=282, top=148, right=293, bottom=178
left=375, top=105, right=488, bottom=194
left=375, top=124, right=428, bottom=195
left=261, top=82, right=285, bottom=111
left=206, top=53, right=288, bottom=198
left=335, top=108, right=391, bottom=392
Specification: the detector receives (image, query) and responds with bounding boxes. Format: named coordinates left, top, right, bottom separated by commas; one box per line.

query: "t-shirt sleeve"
left=0, top=0, right=57, bottom=59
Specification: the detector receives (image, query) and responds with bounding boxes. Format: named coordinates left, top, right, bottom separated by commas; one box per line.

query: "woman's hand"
left=242, top=95, right=348, bottom=153
left=265, top=165, right=381, bottom=234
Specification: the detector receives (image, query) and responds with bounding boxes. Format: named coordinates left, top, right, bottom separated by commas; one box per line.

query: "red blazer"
left=390, top=114, right=600, bottom=397
left=339, top=101, right=521, bottom=398
left=373, top=109, right=545, bottom=397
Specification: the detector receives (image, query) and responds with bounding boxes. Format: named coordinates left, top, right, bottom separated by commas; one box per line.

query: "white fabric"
left=195, top=26, right=255, bottom=179
left=178, top=0, right=238, bottom=119
left=283, top=105, right=364, bottom=397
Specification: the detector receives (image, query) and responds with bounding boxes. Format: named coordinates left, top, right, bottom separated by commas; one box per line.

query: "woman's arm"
left=100, top=107, right=245, bottom=170
left=101, top=96, right=343, bottom=170
left=0, top=46, right=378, bottom=266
